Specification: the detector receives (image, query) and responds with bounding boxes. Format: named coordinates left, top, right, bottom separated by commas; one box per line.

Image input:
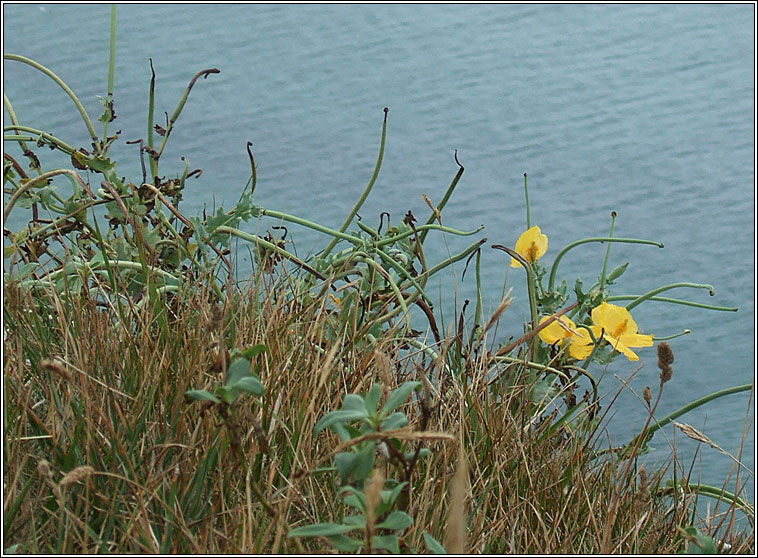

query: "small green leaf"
left=325, top=535, right=363, bottom=552
left=423, top=532, right=447, bottom=554
left=217, top=385, right=237, bottom=405
left=241, top=344, right=267, bottom=360
left=371, top=534, right=399, bottom=554
left=364, top=383, right=382, bottom=415
left=404, top=448, right=432, bottom=461
left=376, top=510, right=413, bottom=531
left=287, top=523, right=359, bottom=537
left=380, top=411, right=408, bottom=431
left=225, top=358, right=251, bottom=385
left=605, top=261, right=629, bottom=283
left=381, top=381, right=421, bottom=418
left=185, top=390, right=221, bottom=404
left=682, top=526, right=718, bottom=554
left=234, top=376, right=264, bottom=396
left=341, top=515, right=366, bottom=528
left=342, top=393, right=368, bottom=413
left=313, top=410, right=368, bottom=436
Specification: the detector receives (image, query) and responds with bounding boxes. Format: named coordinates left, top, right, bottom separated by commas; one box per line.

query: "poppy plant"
left=538, top=314, right=595, bottom=359
left=590, top=301, right=653, bottom=362
left=510, top=226, right=548, bottom=268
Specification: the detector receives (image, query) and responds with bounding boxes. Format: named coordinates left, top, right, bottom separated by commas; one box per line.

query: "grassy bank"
left=3, top=270, right=752, bottom=554
left=3, top=7, right=753, bottom=554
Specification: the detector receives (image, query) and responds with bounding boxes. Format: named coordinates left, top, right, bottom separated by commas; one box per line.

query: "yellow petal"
left=538, top=315, right=573, bottom=345
left=568, top=329, right=595, bottom=359
left=618, top=333, right=654, bottom=348
left=591, top=302, right=639, bottom=336
left=510, top=226, right=548, bottom=267
left=607, top=335, right=640, bottom=361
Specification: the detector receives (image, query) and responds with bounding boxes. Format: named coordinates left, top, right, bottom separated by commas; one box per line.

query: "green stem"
left=635, top=384, right=753, bottom=446
left=374, top=223, right=483, bottom=247
left=214, top=226, right=326, bottom=280
left=666, top=484, right=754, bottom=519
left=599, top=211, right=616, bottom=291
left=4, top=53, right=99, bottom=141
left=623, top=283, right=715, bottom=311
left=420, top=151, right=464, bottom=244
left=523, top=172, right=530, bottom=229
left=651, top=330, right=691, bottom=341
left=606, top=295, right=737, bottom=312
left=102, top=5, right=117, bottom=139
left=492, top=244, right=538, bottom=327
left=147, top=58, right=157, bottom=180
left=322, top=107, right=388, bottom=258
left=155, top=67, right=220, bottom=159
left=473, top=249, right=483, bottom=333
left=3, top=95, right=33, bottom=160
left=4, top=169, right=83, bottom=222
left=3, top=125, right=76, bottom=154
left=262, top=209, right=363, bottom=246
left=548, top=237, right=664, bottom=292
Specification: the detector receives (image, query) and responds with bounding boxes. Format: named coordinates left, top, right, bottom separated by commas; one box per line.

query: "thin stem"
left=492, top=244, right=538, bottom=327
left=624, top=283, right=715, bottom=311
left=635, top=383, right=753, bottom=446
left=606, top=295, right=737, bottom=312
left=322, top=107, right=388, bottom=258
left=4, top=169, right=83, bottom=222
left=4, top=54, right=99, bottom=141
left=147, top=58, right=157, bottom=180
left=102, top=5, right=117, bottom=139
left=419, top=150, right=464, bottom=244
left=4, top=125, right=76, bottom=154
left=599, top=211, right=616, bottom=292
left=155, top=67, right=220, bottom=159
left=523, top=172, right=530, bottom=229
left=548, top=237, right=664, bottom=292
left=374, top=223, right=483, bottom=247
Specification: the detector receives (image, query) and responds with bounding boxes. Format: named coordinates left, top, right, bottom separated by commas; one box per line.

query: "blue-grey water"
left=3, top=4, right=754, bottom=506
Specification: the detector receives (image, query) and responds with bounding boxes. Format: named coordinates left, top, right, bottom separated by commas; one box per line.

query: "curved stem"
left=523, top=172, right=530, bottom=229
left=420, top=150, right=464, bottom=244
left=606, top=295, right=737, bottom=312
left=548, top=237, right=663, bottom=292
left=262, top=208, right=363, bottom=246
left=102, top=5, right=117, bottom=139
left=4, top=53, right=99, bottom=141
left=155, top=67, right=220, bottom=159
left=322, top=107, right=388, bottom=258
left=4, top=125, right=76, bottom=154
left=214, top=226, right=326, bottom=280
left=4, top=169, right=85, bottom=222
left=623, top=283, right=715, bottom=311
left=492, top=244, right=538, bottom=327
left=635, top=384, right=753, bottom=447
left=374, top=223, right=483, bottom=247
left=664, top=484, right=754, bottom=520
left=599, top=211, right=616, bottom=292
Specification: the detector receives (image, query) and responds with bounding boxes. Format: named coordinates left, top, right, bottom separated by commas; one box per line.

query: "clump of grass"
left=3, top=266, right=754, bottom=554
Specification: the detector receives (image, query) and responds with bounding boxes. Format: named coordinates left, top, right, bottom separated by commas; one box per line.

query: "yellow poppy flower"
left=510, top=226, right=548, bottom=268
left=590, top=302, right=653, bottom=362
left=538, top=314, right=595, bottom=359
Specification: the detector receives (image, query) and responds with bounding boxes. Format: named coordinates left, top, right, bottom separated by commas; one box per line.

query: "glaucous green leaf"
left=185, top=390, right=221, bottom=404
left=371, top=535, right=399, bottom=554
left=376, top=511, right=412, bottom=531
left=287, top=523, right=358, bottom=537
left=423, top=532, right=447, bottom=554
left=381, top=381, right=421, bottom=417
left=313, top=410, right=368, bottom=436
